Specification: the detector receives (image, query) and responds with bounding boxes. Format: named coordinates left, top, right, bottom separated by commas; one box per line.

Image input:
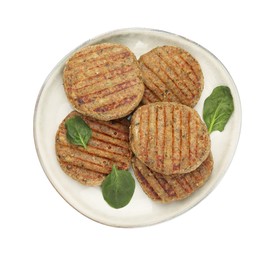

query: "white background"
left=1, top=0, right=275, bottom=259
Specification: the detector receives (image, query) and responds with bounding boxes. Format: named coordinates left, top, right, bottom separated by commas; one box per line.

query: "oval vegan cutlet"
left=132, top=154, right=213, bottom=203
left=55, top=111, right=132, bottom=186
left=130, top=102, right=210, bottom=175
left=63, top=43, right=145, bottom=121
left=139, top=45, right=204, bottom=107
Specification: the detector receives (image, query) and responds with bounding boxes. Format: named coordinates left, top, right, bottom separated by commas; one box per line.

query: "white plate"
left=34, top=28, right=241, bottom=227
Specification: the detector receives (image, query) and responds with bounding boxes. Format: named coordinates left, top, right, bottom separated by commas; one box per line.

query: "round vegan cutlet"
left=139, top=45, right=204, bottom=107
left=130, top=102, right=210, bottom=175
left=55, top=111, right=132, bottom=186
left=132, top=154, right=213, bottom=203
left=63, top=43, right=145, bottom=121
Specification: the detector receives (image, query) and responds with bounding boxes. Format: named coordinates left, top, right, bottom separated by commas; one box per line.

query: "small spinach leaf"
left=65, top=116, right=92, bottom=148
left=203, top=86, right=234, bottom=133
left=101, top=165, right=135, bottom=209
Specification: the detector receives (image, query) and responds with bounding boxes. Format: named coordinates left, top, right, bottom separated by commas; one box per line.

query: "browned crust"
left=132, top=154, right=213, bottom=203
left=139, top=45, right=204, bottom=107
left=63, top=43, right=145, bottom=121
left=130, top=102, right=211, bottom=175
left=55, top=111, right=131, bottom=185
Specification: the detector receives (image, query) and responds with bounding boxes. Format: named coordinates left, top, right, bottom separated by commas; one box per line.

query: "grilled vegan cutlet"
left=132, top=154, right=213, bottom=203
left=139, top=45, right=204, bottom=107
left=55, top=111, right=131, bottom=185
left=130, top=102, right=211, bottom=175
left=63, top=43, right=145, bottom=121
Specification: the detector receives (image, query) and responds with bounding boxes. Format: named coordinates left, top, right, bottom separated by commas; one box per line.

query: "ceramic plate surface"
left=34, top=28, right=241, bottom=227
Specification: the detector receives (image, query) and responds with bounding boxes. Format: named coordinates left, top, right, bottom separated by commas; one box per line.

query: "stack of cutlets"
left=56, top=42, right=213, bottom=203
left=56, top=43, right=144, bottom=186
left=130, top=102, right=213, bottom=203
left=130, top=46, right=213, bottom=203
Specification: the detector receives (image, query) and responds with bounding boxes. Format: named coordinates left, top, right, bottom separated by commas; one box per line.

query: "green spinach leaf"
left=65, top=116, right=92, bottom=148
left=101, top=165, right=135, bottom=209
left=203, top=86, right=234, bottom=133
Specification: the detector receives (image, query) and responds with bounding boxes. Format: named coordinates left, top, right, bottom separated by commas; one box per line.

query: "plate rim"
left=33, top=27, right=242, bottom=228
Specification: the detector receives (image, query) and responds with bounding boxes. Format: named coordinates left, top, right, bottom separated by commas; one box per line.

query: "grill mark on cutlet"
left=57, top=146, right=105, bottom=169
left=60, top=162, right=106, bottom=176
left=68, top=65, right=135, bottom=91
left=66, top=51, right=131, bottom=72
left=140, top=64, right=167, bottom=101
left=154, top=175, right=177, bottom=198
left=71, top=44, right=121, bottom=62
left=160, top=48, right=198, bottom=81
left=144, top=79, right=163, bottom=98
left=60, top=157, right=108, bottom=174
left=59, top=162, right=106, bottom=185
left=158, top=49, right=200, bottom=98
left=90, top=136, right=130, bottom=153
left=141, top=62, right=182, bottom=103
left=155, top=52, right=195, bottom=100
left=60, top=122, right=129, bottom=142
left=187, top=111, right=191, bottom=166
left=172, top=107, right=180, bottom=172
left=84, top=77, right=137, bottom=97
left=188, top=112, right=199, bottom=165
left=57, top=136, right=130, bottom=164
left=163, top=105, right=173, bottom=172
left=145, top=54, right=191, bottom=102
left=171, top=105, right=175, bottom=173
left=178, top=109, right=183, bottom=172
left=137, top=106, right=149, bottom=163
left=195, top=118, right=198, bottom=159
left=180, top=109, right=189, bottom=171
left=59, top=128, right=129, bottom=153
left=93, top=95, right=138, bottom=113
left=192, top=170, right=203, bottom=186
left=143, top=88, right=160, bottom=103
left=145, top=106, right=150, bottom=163
left=77, top=78, right=139, bottom=104
left=155, top=106, right=162, bottom=169
left=141, top=78, right=163, bottom=102
left=89, top=127, right=127, bottom=142
left=195, top=164, right=205, bottom=181
left=173, top=54, right=200, bottom=84
left=57, top=149, right=109, bottom=174
left=89, top=144, right=129, bottom=157
left=133, top=163, right=161, bottom=201
left=147, top=105, right=157, bottom=168
left=139, top=112, right=143, bottom=155
left=57, top=143, right=129, bottom=171
left=155, top=106, right=158, bottom=170
left=190, top=170, right=203, bottom=188
left=178, top=175, right=193, bottom=194
left=150, top=52, right=191, bottom=98
left=180, top=52, right=200, bottom=82
left=158, top=61, right=193, bottom=101
left=88, top=120, right=129, bottom=135
left=162, top=106, right=166, bottom=173
left=68, top=67, right=136, bottom=96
